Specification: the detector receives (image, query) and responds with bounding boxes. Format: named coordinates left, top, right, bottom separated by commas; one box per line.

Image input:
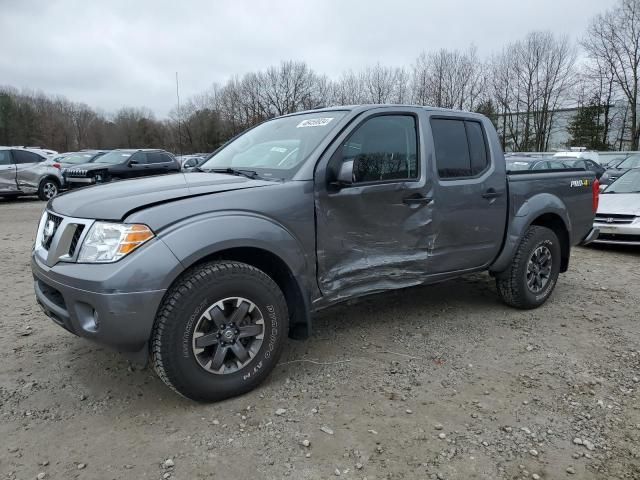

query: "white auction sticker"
left=296, top=117, right=334, bottom=128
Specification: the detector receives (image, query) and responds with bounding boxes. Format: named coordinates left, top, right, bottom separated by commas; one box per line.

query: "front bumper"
left=592, top=221, right=640, bottom=245
left=31, top=237, right=182, bottom=361
left=580, top=227, right=600, bottom=245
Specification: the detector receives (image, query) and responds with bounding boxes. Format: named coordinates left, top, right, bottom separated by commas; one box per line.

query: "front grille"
left=594, top=213, right=636, bottom=225
left=42, top=213, right=63, bottom=250
left=597, top=233, right=640, bottom=243
left=68, top=224, right=85, bottom=256
left=64, top=169, right=88, bottom=177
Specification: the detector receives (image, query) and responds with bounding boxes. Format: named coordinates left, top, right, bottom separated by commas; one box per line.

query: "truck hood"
left=50, top=172, right=276, bottom=220
left=598, top=193, right=640, bottom=216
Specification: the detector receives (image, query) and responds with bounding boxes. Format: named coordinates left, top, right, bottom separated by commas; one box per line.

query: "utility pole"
left=176, top=72, right=183, bottom=156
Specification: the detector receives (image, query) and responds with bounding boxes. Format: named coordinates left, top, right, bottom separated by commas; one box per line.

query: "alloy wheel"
left=192, top=297, right=265, bottom=374
left=526, top=245, right=552, bottom=293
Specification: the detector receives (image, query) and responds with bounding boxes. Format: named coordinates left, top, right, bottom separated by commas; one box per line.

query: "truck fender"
left=489, top=193, right=572, bottom=274
left=158, top=212, right=313, bottom=338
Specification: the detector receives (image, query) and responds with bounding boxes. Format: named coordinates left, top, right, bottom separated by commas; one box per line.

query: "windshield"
left=93, top=150, right=133, bottom=164
left=200, top=111, right=347, bottom=179
left=618, top=154, right=640, bottom=169
left=63, top=152, right=100, bottom=164
left=605, top=169, right=640, bottom=193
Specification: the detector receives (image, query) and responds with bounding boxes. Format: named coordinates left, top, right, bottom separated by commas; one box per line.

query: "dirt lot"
left=1, top=198, right=639, bottom=480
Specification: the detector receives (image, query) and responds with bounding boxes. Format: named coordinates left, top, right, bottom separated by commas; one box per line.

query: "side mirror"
left=331, top=160, right=354, bottom=188
left=129, top=160, right=139, bottom=167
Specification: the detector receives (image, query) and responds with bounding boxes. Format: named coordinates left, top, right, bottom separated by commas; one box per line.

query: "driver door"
left=314, top=110, right=435, bottom=299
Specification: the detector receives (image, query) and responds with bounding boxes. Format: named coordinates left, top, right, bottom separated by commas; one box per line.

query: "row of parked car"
left=2, top=145, right=639, bottom=246
left=505, top=150, right=640, bottom=185
left=0, top=147, right=204, bottom=201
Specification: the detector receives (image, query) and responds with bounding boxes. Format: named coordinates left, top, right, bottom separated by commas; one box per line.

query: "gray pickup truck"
left=31, top=105, right=599, bottom=401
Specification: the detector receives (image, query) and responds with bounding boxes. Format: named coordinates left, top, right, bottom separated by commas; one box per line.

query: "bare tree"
left=583, top=0, right=640, bottom=149
left=410, top=47, right=483, bottom=110
left=488, top=32, right=575, bottom=151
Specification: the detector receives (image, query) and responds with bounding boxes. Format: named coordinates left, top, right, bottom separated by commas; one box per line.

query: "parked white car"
left=593, top=169, right=640, bottom=245
left=553, top=150, right=600, bottom=164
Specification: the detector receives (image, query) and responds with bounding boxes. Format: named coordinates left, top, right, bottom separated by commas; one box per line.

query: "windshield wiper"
left=207, top=167, right=260, bottom=179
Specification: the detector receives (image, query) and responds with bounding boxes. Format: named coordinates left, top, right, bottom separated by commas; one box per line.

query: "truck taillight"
left=592, top=179, right=600, bottom=213
left=53, top=163, right=61, bottom=169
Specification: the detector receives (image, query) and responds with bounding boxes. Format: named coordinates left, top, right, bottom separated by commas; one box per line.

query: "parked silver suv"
left=0, top=147, right=63, bottom=201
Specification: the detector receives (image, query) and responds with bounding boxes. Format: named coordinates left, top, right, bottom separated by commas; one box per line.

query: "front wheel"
left=38, top=178, right=59, bottom=201
left=151, top=261, right=289, bottom=402
left=496, top=226, right=561, bottom=309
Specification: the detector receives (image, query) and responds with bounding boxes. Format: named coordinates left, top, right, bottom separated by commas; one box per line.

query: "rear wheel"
left=496, top=226, right=561, bottom=309
left=151, top=261, right=288, bottom=402
left=38, top=178, right=59, bottom=201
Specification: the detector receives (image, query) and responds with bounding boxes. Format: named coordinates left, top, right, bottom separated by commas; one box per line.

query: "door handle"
left=482, top=188, right=502, bottom=199
left=403, top=194, right=432, bottom=205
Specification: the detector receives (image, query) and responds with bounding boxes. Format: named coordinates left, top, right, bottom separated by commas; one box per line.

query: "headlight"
left=77, top=222, right=154, bottom=263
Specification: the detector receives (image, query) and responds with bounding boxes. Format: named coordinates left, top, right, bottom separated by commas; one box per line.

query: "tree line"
left=1, top=0, right=639, bottom=154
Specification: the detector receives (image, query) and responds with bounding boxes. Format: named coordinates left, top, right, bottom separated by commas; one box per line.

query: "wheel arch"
left=184, top=246, right=312, bottom=339
left=490, top=194, right=572, bottom=274
left=154, top=213, right=314, bottom=339
left=40, top=175, right=61, bottom=187
left=530, top=212, right=570, bottom=272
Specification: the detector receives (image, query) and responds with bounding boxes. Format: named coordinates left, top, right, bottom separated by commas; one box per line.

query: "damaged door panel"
left=315, top=110, right=438, bottom=300
left=0, top=150, right=18, bottom=193
left=13, top=149, right=46, bottom=191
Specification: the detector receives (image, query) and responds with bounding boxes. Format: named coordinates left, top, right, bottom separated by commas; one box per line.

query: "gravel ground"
left=1, top=198, right=639, bottom=480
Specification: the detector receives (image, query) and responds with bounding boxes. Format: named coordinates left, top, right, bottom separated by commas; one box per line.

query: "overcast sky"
left=1, top=0, right=618, bottom=117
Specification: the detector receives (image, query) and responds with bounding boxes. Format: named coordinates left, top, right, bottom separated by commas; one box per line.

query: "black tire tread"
left=150, top=260, right=287, bottom=400
left=496, top=225, right=557, bottom=309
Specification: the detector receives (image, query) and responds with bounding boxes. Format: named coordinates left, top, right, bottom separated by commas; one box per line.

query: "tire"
left=496, top=226, right=561, bottom=309
left=151, top=261, right=289, bottom=402
left=38, top=178, right=59, bottom=201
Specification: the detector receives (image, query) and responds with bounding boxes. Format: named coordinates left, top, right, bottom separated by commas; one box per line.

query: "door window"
left=129, top=152, right=147, bottom=164
left=336, top=115, right=418, bottom=183
left=147, top=152, right=166, bottom=164
left=0, top=151, right=12, bottom=165
left=431, top=118, right=489, bottom=179
left=160, top=153, right=174, bottom=164
left=12, top=150, right=43, bottom=164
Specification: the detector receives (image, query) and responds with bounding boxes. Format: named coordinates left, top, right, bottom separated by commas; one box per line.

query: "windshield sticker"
left=121, top=153, right=131, bottom=157
left=270, top=147, right=288, bottom=153
left=296, top=117, right=334, bottom=128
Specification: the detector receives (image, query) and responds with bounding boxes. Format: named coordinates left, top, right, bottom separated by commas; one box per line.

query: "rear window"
left=431, top=118, right=489, bottom=179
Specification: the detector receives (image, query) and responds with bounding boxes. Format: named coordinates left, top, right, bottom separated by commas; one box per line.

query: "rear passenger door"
left=0, top=150, right=18, bottom=192
left=12, top=150, right=45, bottom=189
left=428, top=116, right=508, bottom=273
